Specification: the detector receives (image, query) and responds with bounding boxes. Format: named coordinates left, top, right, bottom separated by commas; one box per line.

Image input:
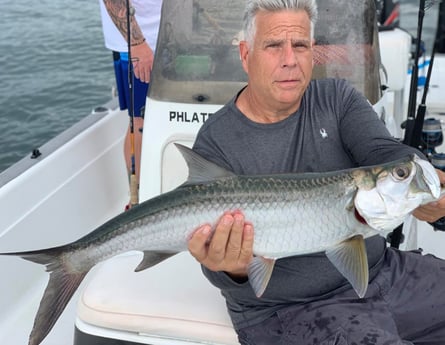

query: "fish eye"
left=392, top=166, right=410, bottom=180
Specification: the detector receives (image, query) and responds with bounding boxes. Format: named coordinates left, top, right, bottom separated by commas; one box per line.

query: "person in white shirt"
left=99, top=0, right=162, bottom=206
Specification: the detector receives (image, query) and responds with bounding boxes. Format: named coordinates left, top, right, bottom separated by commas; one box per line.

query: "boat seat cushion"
left=78, top=251, right=239, bottom=344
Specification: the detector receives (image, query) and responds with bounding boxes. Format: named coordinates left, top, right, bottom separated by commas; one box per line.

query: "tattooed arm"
left=102, top=0, right=154, bottom=82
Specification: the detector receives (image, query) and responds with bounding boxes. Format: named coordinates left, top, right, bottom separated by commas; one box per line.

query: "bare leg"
left=124, top=117, right=144, bottom=206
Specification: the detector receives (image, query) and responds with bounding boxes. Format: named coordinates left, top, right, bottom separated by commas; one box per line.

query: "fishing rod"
left=391, top=0, right=439, bottom=248
left=402, top=0, right=438, bottom=149
left=437, top=0, right=445, bottom=53
left=402, top=0, right=427, bottom=148
left=126, top=0, right=139, bottom=206
left=391, top=43, right=438, bottom=247
left=409, top=40, right=436, bottom=151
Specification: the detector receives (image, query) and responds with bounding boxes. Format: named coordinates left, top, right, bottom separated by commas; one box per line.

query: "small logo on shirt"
left=320, top=128, right=328, bottom=139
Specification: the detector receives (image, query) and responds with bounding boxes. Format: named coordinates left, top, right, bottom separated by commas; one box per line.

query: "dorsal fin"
left=175, top=143, right=236, bottom=185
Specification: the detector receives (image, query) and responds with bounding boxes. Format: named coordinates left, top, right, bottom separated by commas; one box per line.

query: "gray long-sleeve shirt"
left=192, top=78, right=420, bottom=330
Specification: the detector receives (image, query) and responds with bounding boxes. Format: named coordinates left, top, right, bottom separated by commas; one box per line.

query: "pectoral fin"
left=247, top=257, right=276, bottom=298
left=325, top=235, right=369, bottom=298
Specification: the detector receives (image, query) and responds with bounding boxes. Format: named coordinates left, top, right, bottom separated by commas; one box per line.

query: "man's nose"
left=281, top=43, right=298, bottom=68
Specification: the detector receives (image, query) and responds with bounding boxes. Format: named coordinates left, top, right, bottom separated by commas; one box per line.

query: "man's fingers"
left=207, top=213, right=234, bottom=261
left=239, top=223, right=254, bottom=265
left=133, top=64, right=150, bottom=83
left=188, top=224, right=211, bottom=262
left=143, top=67, right=151, bottom=83
left=131, top=43, right=154, bottom=83
left=131, top=56, right=151, bottom=83
left=187, top=212, right=254, bottom=275
left=226, top=212, right=245, bottom=259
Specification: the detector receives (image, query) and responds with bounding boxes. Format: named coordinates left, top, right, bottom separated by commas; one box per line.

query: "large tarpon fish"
left=0, top=144, right=441, bottom=345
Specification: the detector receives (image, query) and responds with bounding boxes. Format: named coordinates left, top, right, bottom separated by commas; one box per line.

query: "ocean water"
left=0, top=0, right=440, bottom=173
left=0, top=0, right=114, bottom=172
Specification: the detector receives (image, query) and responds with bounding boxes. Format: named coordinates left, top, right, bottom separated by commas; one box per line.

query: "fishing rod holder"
left=421, top=118, right=445, bottom=231
left=421, top=118, right=443, bottom=157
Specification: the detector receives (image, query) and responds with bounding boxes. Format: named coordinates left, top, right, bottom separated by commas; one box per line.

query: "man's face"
left=240, top=10, right=314, bottom=113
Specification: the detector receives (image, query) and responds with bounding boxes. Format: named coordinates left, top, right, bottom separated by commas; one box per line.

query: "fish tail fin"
left=2, top=248, right=88, bottom=345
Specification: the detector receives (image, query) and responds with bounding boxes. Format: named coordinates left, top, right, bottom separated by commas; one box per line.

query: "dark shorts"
left=113, top=51, right=149, bottom=118
left=237, top=249, right=445, bottom=345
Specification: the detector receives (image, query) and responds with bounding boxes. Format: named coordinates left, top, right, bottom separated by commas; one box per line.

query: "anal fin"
left=134, top=251, right=177, bottom=272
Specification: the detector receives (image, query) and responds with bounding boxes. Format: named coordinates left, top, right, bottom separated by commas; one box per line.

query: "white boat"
left=1, top=0, right=444, bottom=344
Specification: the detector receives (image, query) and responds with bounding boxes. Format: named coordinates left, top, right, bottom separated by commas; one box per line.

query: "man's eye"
left=293, top=43, right=308, bottom=49
left=267, top=43, right=280, bottom=48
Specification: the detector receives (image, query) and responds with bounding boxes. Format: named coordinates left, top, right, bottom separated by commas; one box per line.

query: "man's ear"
left=239, top=40, right=249, bottom=74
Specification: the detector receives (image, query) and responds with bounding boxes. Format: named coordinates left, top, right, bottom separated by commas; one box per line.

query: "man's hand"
left=102, top=0, right=153, bottom=83
left=188, top=211, right=254, bottom=278
left=131, top=42, right=154, bottom=83
left=413, top=169, right=445, bottom=222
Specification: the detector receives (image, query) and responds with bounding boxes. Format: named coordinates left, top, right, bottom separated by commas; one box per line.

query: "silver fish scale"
left=238, top=176, right=370, bottom=257
left=67, top=172, right=374, bottom=270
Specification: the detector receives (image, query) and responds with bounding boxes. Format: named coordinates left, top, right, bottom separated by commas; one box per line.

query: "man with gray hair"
left=188, top=0, right=445, bottom=344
